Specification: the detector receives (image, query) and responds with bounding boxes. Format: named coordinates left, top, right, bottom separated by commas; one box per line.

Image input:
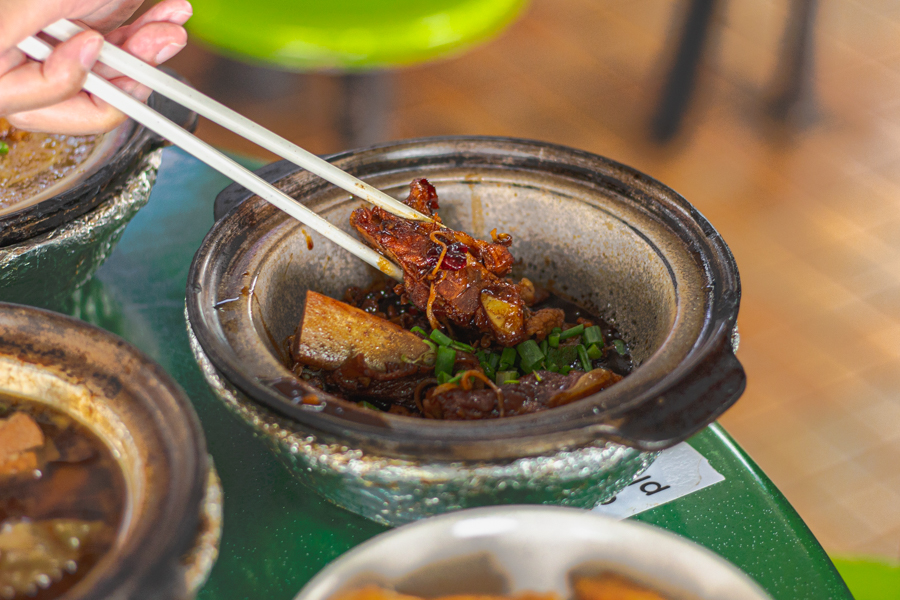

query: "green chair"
left=186, top=0, right=528, bottom=147
left=831, top=556, right=900, bottom=600
left=187, top=0, right=528, bottom=71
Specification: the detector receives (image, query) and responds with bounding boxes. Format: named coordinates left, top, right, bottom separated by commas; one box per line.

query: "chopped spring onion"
left=449, top=340, right=477, bottom=354
left=559, top=365, right=572, bottom=375
left=533, top=371, right=543, bottom=382
left=410, top=326, right=428, bottom=337
left=422, top=339, right=438, bottom=354
left=548, top=333, right=560, bottom=349
left=358, top=401, right=379, bottom=411
left=539, top=339, right=549, bottom=356
left=437, top=371, right=463, bottom=385
left=576, top=344, right=592, bottom=372
left=499, top=347, right=517, bottom=370
left=586, top=344, right=603, bottom=360
left=0, top=141, right=8, bottom=155
left=550, top=327, right=562, bottom=335
left=583, top=325, right=604, bottom=348
left=611, top=339, right=627, bottom=355
left=487, top=352, right=500, bottom=370
left=435, top=346, right=457, bottom=376
left=495, top=370, right=519, bottom=385
left=517, top=339, right=544, bottom=366
left=479, top=361, right=496, bottom=381
left=559, top=324, right=584, bottom=341
left=430, top=329, right=452, bottom=346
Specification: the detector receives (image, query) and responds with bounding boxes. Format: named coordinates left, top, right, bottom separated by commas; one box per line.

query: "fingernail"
left=155, top=42, right=186, bottom=64
left=79, top=34, right=103, bottom=69
left=171, top=9, right=193, bottom=25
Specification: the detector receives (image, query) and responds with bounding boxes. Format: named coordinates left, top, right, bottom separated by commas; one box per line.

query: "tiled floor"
left=165, top=0, right=900, bottom=559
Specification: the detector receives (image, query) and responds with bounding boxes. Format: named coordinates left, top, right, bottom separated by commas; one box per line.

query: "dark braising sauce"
left=0, top=119, right=98, bottom=209
left=287, top=282, right=634, bottom=420
left=0, top=397, right=125, bottom=599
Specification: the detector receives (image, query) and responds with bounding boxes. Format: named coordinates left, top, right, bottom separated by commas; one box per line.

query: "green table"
left=79, top=148, right=851, bottom=600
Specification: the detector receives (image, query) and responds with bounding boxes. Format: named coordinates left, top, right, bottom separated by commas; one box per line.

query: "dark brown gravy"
left=0, top=397, right=125, bottom=599
left=0, top=119, right=97, bottom=210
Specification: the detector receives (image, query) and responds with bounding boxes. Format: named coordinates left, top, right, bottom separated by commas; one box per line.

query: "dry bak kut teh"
left=0, top=396, right=124, bottom=600
left=287, top=179, right=634, bottom=420
left=0, top=118, right=98, bottom=209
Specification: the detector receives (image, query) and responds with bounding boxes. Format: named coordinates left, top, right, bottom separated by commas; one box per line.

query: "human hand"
left=0, top=0, right=192, bottom=134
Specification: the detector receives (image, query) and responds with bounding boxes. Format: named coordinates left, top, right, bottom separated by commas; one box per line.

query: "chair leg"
left=765, top=0, right=818, bottom=126
left=336, top=72, right=392, bottom=150
left=650, top=0, right=720, bottom=143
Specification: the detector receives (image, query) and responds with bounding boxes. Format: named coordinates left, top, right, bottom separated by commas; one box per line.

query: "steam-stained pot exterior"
left=187, top=136, right=744, bottom=523
left=0, top=83, right=197, bottom=310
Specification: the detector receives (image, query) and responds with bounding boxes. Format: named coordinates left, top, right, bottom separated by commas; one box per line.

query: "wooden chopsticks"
left=17, top=25, right=411, bottom=281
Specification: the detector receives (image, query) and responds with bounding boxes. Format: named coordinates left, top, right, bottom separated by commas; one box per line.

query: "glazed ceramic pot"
left=186, top=136, right=744, bottom=526
left=0, top=303, right=220, bottom=600
left=0, top=86, right=196, bottom=310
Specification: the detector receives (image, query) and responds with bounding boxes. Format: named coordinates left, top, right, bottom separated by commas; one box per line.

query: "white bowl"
left=296, top=506, right=771, bottom=600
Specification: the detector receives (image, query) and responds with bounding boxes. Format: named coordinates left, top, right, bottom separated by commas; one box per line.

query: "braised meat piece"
left=351, top=178, right=556, bottom=346
left=421, top=368, right=622, bottom=420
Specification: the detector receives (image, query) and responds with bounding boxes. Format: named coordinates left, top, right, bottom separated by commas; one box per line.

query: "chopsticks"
left=43, top=20, right=434, bottom=227
left=16, top=32, right=407, bottom=281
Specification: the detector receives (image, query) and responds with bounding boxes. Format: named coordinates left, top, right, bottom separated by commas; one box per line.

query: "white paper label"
left=591, top=443, right=724, bottom=519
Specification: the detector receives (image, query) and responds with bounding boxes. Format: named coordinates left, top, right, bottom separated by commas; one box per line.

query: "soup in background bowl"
left=0, top=303, right=220, bottom=600
left=0, top=83, right=196, bottom=310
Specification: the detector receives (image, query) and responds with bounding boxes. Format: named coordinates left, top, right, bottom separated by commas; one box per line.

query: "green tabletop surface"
left=72, top=147, right=851, bottom=600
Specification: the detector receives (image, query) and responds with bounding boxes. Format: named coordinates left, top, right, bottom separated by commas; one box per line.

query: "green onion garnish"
left=487, top=352, right=500, bottom=370
left=410, top=326, right=428, bottom=337
left=539, top=339, right=549, bottom=356
left=449, top=340, right=476, bottom=354
left=559, top=365, right=572, bottom=375
left=495, top=370, right=518, bottom=386
left=583, top=326, right=604, bottom=348
left=437, top=371, right=464, bottom=385
left=611, top=339, right=627, bottom=355
left=548, top=333, right=560, bottom=349
left=576, top=344, right=592, bottom=372
left=499, top=347, right=517, bottom=370
left=587, top=344, right=603, bottom=360
left=435, top=346, right=456, bottom=376
left=358, top=401, right=379, bottom=411
left=559, top=324, right=584, bottom=341
left=551, top=327, right=562, bottom=335
left=430, top=329, right=452, bottom=346
left=0, top=141, right=8, bottom=156
left=479, top=361, right=496, bottom=381
left=533, top=371, right=543, bottom=382
left=517, top=339, right=544, bottom=366
left=422, top=339, right=437, bottom=353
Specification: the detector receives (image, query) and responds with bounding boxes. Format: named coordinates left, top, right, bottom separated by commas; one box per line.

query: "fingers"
left=92, top=21, right=188, bottom=82
left=76, top=0, right=146, bottom=34
left=6, top=91, right=129, bottom=135
left=104, top=0, right=193, bottom=45
left=0, top=30, right=102, bottom=116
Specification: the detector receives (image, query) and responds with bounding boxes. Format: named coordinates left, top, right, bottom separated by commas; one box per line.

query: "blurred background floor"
left=163, top=0, right=900, bottom=560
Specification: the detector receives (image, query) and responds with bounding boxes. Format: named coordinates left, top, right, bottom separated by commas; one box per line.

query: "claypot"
left=0, top=303, right=220, bottom=600
left=186, top=136, right=744, bottom=525
left=0, top=84, right=196, bottom=310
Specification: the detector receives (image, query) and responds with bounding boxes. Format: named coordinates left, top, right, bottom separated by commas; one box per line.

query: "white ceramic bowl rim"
left=295, top=506, right=771, bottom=600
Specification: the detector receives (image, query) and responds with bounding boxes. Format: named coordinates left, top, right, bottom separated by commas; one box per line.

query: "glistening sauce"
left=0, top=396, right=125, bottom=599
